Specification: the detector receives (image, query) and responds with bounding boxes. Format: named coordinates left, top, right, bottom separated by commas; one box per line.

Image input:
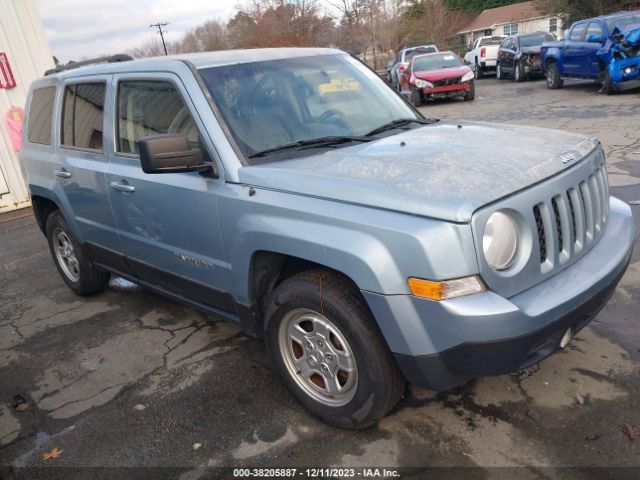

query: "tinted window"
left=117, top=80, right=200, bottom=154
left=520, top=33, right=550, bottom=48
left=569, top=23, right=587, bottom=41
left=61, top=82, right=105, bottom=151
left=480, top=38, right=503, bottom=46
left=27, top=87, right=56, bottom=145
left=405, top=46, right=437, bottom=62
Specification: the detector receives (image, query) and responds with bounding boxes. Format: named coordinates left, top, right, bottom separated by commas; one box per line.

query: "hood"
left=238, top=121, right=598, bottom=223
left=414, top=65, right=471, bottom=81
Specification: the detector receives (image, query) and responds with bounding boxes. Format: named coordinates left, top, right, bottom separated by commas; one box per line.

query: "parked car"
left=541, top=10, right=640, bottom=94
left=400, top=51, right=475, bottom=105
left=463, top=36, right=504, bottom=77
left=388, top=44, right=438, bottom=89
left=497, top=32, right=556, bottom=81
left=21, top=48, right=635, bottom=429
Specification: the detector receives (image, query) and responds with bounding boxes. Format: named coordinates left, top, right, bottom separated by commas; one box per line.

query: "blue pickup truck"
left=541, top=10, right=640, bottom=94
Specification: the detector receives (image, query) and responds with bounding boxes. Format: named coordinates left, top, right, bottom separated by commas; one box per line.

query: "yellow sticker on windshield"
left=318, top=78, right=361, bottom=96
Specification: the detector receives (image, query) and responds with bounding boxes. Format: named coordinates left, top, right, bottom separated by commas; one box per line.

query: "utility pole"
left=150, top=22, right=169, bottom=55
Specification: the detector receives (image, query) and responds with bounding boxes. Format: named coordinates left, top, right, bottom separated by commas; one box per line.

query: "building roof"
left=458, top=1, right=547, bottom=34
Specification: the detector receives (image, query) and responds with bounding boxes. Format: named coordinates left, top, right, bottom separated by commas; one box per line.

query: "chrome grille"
left=533, top=163, right=609, bottom=272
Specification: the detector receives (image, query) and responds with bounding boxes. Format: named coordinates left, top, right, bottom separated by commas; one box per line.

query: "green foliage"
left=538, top=0, right=640, bottom=25
left=444, top=0, right=524, bottom=11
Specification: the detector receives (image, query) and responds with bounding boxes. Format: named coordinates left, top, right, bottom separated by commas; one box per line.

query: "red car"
left=400, top=51, right=475, bottom=106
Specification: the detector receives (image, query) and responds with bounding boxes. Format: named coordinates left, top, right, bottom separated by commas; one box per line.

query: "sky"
left=35, top=0, right=239, bottom=63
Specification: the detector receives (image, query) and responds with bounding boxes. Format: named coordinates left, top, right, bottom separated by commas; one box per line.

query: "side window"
left=61, top=82, right=106, bottom=151
left=569, top=23, right=587, bottom=41
left=586, top=22, right=603, bottom=41
left=27, top=86, right=56, bottom=145
left=117, top=80, right=200, bottom=154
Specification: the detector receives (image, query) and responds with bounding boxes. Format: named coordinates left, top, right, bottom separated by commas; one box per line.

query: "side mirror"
left=139, top=133, right=212, bottom=175
left=587, top=33, right=603, bottom=43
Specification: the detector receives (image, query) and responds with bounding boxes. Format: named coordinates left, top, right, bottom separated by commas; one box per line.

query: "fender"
left=28, top=184, right=82, bottom=240
left=219, top=186, right=479, bottom=305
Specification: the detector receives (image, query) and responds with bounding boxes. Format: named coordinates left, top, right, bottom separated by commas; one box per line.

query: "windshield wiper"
left=365, top=118, right=436, bottom=137
left=248, top=136, right=373, bottom=158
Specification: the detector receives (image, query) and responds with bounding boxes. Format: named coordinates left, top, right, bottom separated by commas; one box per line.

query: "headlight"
left=461, top=71, right=475, bottom=82
left=414, top=79, right=434, bottom=89
left=483, top=210, right=519, bottom=270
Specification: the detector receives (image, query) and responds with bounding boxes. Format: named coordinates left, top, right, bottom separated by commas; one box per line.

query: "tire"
left=410, top=86, right=423, bottom=107
left=264, top=269, right=405, bottom=429
left=514, top=61, right=525, bottom=82
left=475, top=60, right=484, bottom=79
left=496, top=62, right=504, bottom=80
left=46, top=211, right=110, bottom=295
left=545, top=62, right=563, bottom=89
left=602, top=69, right=618, bottom=95
left=464, top=80, right=476, bottom=101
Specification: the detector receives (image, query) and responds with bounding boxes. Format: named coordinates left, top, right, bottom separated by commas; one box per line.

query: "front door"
left=105, top=73, right=233, bottom=313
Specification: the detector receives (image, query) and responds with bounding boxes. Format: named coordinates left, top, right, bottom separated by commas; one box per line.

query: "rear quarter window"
left=27, top=86, right=56, bottom=145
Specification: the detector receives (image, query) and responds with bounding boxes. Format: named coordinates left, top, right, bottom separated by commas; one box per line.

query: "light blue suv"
left=21, top=48, right=635, bottom=428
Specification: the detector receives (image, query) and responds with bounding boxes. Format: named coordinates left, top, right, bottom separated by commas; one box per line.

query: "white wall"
left=0, top=0, right=54, bottom=212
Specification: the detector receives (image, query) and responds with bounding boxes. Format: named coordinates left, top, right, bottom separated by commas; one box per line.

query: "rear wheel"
left=46, top=211, right=110, bottom=295
left=264, top=269, right=405, bottom=429
left=475, top=60, right=484, bottom=79
left=546, top=62, right=563, bottom=89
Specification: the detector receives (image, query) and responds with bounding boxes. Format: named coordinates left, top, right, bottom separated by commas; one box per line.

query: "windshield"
left=413, top=53, right=463, bottom=71
left=199, top=54, right=418, bottom=163
left=480, top=38, right=502, bottom=46
left=606, top=13, right=640, bottom=33
left=520, top=33, right=552, bottom=47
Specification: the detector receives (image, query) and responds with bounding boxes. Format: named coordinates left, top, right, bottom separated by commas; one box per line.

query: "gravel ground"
left=1, top=76, right=639, bottom=480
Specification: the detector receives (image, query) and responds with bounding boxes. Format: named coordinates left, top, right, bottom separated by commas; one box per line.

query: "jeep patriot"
left=20, top=48, right=635, bottom=428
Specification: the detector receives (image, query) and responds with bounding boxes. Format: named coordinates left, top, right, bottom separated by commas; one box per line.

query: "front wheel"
left=46, top=211, right=110, bottom=295
left=475, top=60, right=484, bottom=79
left=464, top=81, right=476, bottom=101
left=264, top=269, right=405, bottom=429
left=514, top=61, right=525, bottom=82
left=545, top=63, right=563, bottom=89
left=602, top=69, right=619, bottom=95
left=496, top=63, right=504, bottom=80
left=410, top=86, right=423, bottom=107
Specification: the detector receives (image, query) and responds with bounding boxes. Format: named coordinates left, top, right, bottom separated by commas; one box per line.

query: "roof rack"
left=44, top=54, right=134, bottom=76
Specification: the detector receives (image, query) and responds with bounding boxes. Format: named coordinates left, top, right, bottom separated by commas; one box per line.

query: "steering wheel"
left=317, top=109, right=347, bottom=125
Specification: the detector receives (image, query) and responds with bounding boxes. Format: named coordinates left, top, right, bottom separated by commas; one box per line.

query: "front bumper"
left=610, top=57, right=640, bottom=90
left=363, top=197, right=635, bottom=390
left=423, top=82, right=471, bottom=97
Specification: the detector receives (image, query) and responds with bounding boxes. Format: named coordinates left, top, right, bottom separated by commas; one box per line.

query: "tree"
left=536, top=0, right=640, bottom=25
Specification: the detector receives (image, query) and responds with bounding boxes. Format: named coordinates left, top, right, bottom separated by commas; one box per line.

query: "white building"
left=0, top=0, right=54, bottom=212
left=457, top=1, right=564, bottom=47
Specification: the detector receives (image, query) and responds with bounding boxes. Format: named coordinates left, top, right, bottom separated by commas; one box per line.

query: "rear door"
left=54, top=77, right=127, bottom=271
left=105, top=72, right=233, bottom=312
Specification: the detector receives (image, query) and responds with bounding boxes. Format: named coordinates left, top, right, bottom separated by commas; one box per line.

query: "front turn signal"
left=408, top=276, right=486, bottom=301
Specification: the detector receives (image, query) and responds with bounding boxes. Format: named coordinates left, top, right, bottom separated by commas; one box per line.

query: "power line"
left=150, top=21, right=169, bottom=55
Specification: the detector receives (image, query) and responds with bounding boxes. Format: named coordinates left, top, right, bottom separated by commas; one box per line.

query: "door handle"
left=110, top=181, right=135, bottom=193
left=54, top=169, right=72, bottom=179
